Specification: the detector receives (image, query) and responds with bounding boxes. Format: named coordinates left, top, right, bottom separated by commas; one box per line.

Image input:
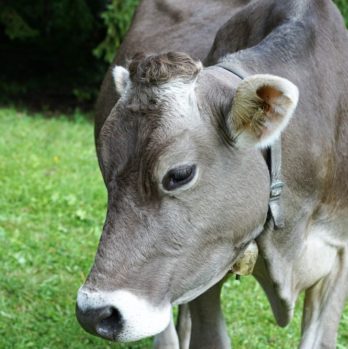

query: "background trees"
left=0, top=0, right=346, bottom=110
left=0, top=0, right=139, bottom=110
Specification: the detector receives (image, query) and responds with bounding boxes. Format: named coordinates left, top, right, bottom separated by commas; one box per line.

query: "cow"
left=76, top=0, right=348, bottom=348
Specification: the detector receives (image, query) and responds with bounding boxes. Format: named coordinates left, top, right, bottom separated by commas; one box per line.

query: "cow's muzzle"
left=76, top=287, right=171, bottom=342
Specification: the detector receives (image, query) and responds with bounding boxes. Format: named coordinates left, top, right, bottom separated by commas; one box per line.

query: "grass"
left=0, top=108, right=347, bottom=348
left=335, top=0, right=348, bottom=27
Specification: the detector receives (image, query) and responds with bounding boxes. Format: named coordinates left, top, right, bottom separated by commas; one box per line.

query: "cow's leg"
left=153, top=314, right=179, bottom=349
left=176, top=304, right=191, bottom=349
left=188, top=280, right=230, bottom=349
left=299, top=247, right=348, bottom=349
left=153, top=304, right=191, bottom=349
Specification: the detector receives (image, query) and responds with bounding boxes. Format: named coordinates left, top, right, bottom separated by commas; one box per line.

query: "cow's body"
left=79, top=0, right=348, bottom=348
left=206, top=1, right=348, bottom=346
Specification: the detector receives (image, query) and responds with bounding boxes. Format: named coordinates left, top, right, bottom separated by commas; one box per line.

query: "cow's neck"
left=215, top=63, right=297, bottom=326
left=206, top=0, right=348, bottom=334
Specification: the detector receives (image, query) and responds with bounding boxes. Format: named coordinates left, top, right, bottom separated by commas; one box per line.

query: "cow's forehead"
left=100, top=67, right=240, bottom=176
left=98, top=78, right=208, bottom=188
left=115, top=79, right=205, bottom=151
left=130, top=78, right=202, bottom=132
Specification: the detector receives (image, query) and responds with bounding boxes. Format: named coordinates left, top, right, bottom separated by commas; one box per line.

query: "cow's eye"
left=162, top=165, right=196, bottom=191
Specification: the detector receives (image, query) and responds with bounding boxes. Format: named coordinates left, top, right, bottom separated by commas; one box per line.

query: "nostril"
left=76, top=304, right=124, bottom=341
left=96, top=306, right=123, bottom=340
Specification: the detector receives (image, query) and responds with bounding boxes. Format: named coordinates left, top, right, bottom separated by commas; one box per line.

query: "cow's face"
left=76, top=52, right=299, bottom=342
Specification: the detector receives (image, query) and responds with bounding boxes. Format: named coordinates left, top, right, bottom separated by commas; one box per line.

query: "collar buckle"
left=268, top=139, right=285, bottom=229
left=270, top=180, right=284, bottom=200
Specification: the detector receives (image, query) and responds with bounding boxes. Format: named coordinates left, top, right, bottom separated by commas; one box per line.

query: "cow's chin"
left=172, top=264, right=232, bottom=306
left=172, top=238, right=261, bottom=305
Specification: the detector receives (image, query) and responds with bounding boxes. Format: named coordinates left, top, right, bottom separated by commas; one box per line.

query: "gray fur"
left=78, top=0, right=348, bottom=348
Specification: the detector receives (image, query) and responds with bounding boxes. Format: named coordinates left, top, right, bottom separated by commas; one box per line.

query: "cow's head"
left=76, top=52, right=299, bottom=342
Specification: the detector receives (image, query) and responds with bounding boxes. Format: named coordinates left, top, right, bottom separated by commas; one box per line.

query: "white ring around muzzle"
left=77, top=287, right=171, bottom=341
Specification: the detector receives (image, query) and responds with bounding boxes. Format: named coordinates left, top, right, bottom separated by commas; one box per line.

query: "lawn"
left=0, top=108, right=347, bottom=348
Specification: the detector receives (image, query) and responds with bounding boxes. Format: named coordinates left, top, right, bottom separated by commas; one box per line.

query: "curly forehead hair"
left=128, top=52, right=203, bottom=85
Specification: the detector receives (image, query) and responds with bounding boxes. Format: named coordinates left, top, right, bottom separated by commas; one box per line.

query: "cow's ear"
left=112, top=66, right=130, bottom=96
left=230, top=74, right=299, bottom=148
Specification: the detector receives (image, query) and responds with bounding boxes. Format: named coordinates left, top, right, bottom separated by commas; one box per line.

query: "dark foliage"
left=0, top=0, right=347, bottom=111
left=0, top=0, right=109, bottom=110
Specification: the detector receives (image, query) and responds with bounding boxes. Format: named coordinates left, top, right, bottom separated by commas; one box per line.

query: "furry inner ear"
left=230, top=74, right=299, bottom=148
left=112, top=66, right=130, bottom=96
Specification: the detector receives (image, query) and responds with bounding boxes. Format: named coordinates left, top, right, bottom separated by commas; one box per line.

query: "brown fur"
left=128, top=52, right=202, bottom=86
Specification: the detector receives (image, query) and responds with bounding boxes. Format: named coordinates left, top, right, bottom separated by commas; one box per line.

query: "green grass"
left=0, top=108, right=347, bottom=348
left=335, top=0, right=348, bottom=27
